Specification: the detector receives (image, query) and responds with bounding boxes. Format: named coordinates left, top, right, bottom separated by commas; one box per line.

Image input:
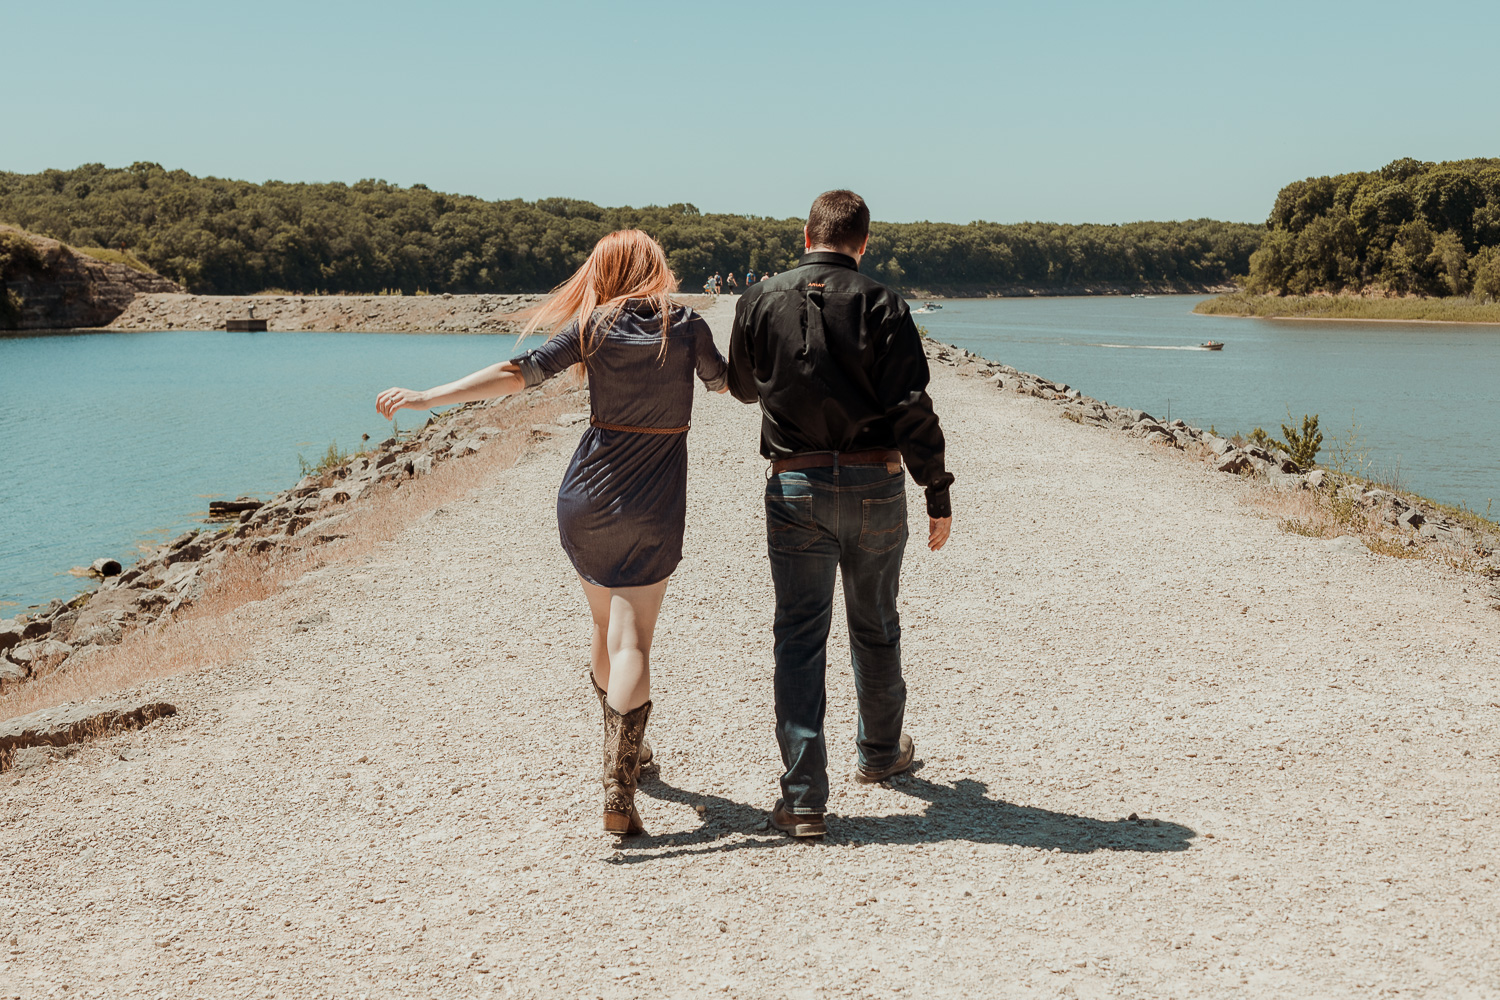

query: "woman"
left=376, top=230, right=728, bottom=836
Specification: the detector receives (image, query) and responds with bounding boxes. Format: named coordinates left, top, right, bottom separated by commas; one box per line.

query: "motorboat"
left=1200, top=341, right=1224, bottom=351
left=913, top=302, right=943, bottom=314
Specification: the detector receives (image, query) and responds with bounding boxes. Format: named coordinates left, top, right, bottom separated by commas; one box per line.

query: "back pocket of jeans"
left=858, top=493, right=907, bottom=553
left=766, top=494, right=818, bottom=552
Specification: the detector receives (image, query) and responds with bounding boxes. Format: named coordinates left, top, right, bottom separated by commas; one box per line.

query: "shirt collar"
left=798, top=250, right=859, bottom=271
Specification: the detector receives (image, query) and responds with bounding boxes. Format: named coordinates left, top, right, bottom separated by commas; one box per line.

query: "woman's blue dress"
left=511, top=302, right=728, bottom=588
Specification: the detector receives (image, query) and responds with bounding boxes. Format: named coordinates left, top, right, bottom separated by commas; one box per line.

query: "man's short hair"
left=806, top=190, right=870, bottom=253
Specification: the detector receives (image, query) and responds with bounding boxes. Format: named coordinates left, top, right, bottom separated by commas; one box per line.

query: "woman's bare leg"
left=584, top=590, right=612, bottom=693
left=578, top=576, right=669, bottom=713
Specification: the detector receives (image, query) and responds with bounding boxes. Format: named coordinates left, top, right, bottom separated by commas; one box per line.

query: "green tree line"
left=1246, top=157, right=1500, bottom=299
left=0, top=162, right=1261, bottom=295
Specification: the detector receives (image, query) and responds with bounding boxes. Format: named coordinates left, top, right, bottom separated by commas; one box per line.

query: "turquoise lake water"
left=1, top=329, right=544, bottom=613
left=917, top=294, right=1498, bottom=514
left=2, top=296, right=1497, bottom=612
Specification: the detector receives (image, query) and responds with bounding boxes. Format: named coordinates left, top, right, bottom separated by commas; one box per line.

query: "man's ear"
left=858, top=234, right=870, bottom=256
left=804, top=225, right=812, bottom=251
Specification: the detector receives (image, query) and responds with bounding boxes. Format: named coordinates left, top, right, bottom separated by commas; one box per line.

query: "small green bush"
left=298, top=441, right=352, bottom=477
left=1279, top=413, right=1322, bottom=469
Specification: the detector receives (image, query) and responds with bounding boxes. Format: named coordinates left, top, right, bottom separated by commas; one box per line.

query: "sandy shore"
left=3, top=297, right=1495, bottom=998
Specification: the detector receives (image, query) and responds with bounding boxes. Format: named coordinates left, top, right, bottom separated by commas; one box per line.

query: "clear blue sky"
left=6, top=0, right=1498, bottom=224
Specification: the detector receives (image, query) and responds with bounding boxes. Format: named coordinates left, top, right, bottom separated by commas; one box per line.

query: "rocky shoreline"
left=105, top=292, right=548, bottom=334
left=926, top=339, right=1500, bottom=575
left=906, top=281, right=1236, bottom=299
left=0, top=374, right=587, bottom=714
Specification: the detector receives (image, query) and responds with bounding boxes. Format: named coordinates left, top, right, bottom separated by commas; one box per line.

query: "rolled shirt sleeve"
left=693, top=319, right=729, bottom=392
left=509, top=322, right=582, bottom=388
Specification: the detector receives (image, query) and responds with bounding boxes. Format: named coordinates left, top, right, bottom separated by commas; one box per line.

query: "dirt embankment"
left=0, top=225, right=181, bottom=330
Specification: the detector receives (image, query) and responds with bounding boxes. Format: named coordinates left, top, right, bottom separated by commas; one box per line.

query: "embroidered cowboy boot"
left=601, top=699, right=652, bottom=836
left=588, top=670, right=653, bottom=768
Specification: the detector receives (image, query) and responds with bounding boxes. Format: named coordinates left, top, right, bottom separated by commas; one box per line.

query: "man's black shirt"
left=727, top=251, right=954, bottom=518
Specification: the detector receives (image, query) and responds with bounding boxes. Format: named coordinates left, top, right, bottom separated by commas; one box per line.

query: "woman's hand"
left=376, top=387, right=428, bottom=419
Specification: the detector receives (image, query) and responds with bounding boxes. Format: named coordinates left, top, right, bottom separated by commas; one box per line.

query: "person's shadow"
left=618, top=768, right=1195, bottom=864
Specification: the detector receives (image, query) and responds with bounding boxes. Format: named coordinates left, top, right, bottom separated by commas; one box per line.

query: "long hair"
left=520, top=229, right=679, bottom=361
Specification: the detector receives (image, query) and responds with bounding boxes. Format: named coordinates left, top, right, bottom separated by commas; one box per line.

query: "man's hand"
left=928, top=516, right=952, bottom=551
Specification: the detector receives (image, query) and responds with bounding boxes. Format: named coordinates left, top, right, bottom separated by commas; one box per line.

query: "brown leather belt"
left=590, top=416, right=690, bottom=435
left=769, top=449, right=903, bottom=475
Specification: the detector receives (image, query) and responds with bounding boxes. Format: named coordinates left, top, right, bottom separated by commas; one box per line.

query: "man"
left=746, top=268, right=756, bottom=290
left=728, top=189, right=954, bottom=838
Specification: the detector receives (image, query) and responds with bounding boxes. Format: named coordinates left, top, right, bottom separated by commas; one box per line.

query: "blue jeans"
left=765, top=464, right=909, bottom=814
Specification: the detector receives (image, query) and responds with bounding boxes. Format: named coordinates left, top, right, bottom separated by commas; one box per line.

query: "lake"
left=1, top=329, right=544, bottom=613
left=3, top=297, right=1497, bottom=611
left=915, top=294, right=1498, bottom=514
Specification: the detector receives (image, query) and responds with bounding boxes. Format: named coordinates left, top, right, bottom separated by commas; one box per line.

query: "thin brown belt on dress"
left=589, top=416, right=690, bottom=435
left=769, top=449, right=903, bottom=475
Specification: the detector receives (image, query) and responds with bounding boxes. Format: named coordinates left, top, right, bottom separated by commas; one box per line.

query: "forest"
left=1244, top=157, right=1500, bottom=299
left=0, top=162, right=1262, bottom=296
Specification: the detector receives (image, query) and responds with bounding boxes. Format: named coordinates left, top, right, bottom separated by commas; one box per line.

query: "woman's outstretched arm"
left=375, top=362, right=524, bottom=418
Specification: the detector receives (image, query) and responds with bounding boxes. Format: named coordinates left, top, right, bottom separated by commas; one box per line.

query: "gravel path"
left=3, top=298, right=1495, bottom=999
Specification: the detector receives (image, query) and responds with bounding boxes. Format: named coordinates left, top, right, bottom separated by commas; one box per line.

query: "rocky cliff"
left=0, top=225, right=182, bottom=330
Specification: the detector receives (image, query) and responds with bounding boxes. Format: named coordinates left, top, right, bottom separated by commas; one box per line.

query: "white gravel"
left=2, top=297, right=1495, bottom=999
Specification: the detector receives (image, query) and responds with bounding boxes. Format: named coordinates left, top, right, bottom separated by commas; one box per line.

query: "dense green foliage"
left=1195, top=291, right=1500, bottom=322
left=0, top=227, right=42, bottom=323
left=0, top=163, right=1261, bottom=295
left=1246, top=157, right=1500, bottom=298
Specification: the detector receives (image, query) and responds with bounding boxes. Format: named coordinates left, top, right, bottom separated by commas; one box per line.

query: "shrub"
left=1279, top=413, right=1322, bottom=469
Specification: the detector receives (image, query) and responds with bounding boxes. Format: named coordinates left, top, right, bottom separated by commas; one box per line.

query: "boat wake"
left=1093, top=343, right=1218, bottom=351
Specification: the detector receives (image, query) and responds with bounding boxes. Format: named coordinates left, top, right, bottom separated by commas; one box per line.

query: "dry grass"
left=1256, top=485, right=1378, bottom=541
left=1363, top=536, right=1425, bottom=559
left=0, top=389, right=574, bottom=722
left=1250, top=476, right=1494, bottom=574
left=74, top=246, right=160, bottom=276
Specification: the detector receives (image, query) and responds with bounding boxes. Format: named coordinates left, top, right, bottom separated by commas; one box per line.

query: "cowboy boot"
left=602, top=699, right=652, bottom=836
left=588, top=670, right=653, bottom=768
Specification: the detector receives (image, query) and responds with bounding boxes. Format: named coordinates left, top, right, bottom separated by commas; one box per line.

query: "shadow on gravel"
left=621, top=773, right=1194, bottom=863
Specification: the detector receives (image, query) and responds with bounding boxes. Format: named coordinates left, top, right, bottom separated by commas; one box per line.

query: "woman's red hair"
left=520, top=229, right=679, bottom=360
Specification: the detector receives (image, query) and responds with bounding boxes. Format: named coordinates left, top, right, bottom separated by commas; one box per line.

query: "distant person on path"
left=746, top=268, right=756, bottom=290
left=728, top=189, right=954, bottom=838
left=714, top=273, right=723, bottom=295
left=705, top=273, right=718, bottom=298
left=377, top=230, right=729, bottom=837
left=726, top=272, right=738, bottom=294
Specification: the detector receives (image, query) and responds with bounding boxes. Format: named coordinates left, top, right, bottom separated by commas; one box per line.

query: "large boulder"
left=1215, top=450, right=1252, bottom=473
left=0, top=660, right=26, bottom=692
left=0, top=700, right=177, bottom=766
left=8, top=639, right=73, bottom=676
